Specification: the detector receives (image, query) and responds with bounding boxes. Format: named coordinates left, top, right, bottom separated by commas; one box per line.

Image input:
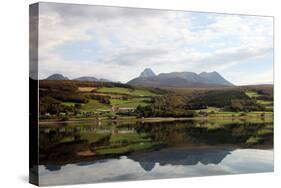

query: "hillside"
left=39, top=79, right=273, bottom=121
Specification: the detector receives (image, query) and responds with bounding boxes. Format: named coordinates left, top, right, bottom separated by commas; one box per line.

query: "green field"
left=64, top=97, right=150, bottom=112
left=110, top=98, right=149, bottom=108
left=96, top=87, right=156, bottom=97
left=62, top=102, right=77, bottom=107
left=245, top=91, right=262, bottom=98
left=257, top=100, right=273, bottom=105
left=81, top=99, right=111, bottom=112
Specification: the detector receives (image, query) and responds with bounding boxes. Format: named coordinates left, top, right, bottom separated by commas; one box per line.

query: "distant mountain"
left=45, top=74, right=112, bottom=82
left=127, top=69, right=234, bottom=88
left=99, top=78, right=111, bottom=82
left=73, top=76, right=98, bottom=81
left=74, top=76, right=111, bottom=82
left=45, top=74, right=69, bottom=80
left=199, top=71, right=233, bottom=86
left=139, top=68, right=156, bottom=78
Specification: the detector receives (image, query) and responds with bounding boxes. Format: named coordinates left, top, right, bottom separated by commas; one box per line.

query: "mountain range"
left=127, top=68, right=234, bottom=87
left=45, top=74, right=111, bottom=82
left=45, top=68, right=234, bottom=88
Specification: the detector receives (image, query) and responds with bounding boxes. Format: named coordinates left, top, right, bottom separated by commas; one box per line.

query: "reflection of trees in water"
left=39, top=120, right=273, bottom=165
left=39, top=126, right=82, bottom=151
left=133, top=121, right=273, bottom=147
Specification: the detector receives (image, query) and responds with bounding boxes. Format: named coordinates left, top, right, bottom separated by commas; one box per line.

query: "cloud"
left=227, top=69, right=273, bottom=85
left=190, top=46, right=273, bottom=71
left=40, top=2, right=166, bottom=21
left=37, top=2, right=273, bottom=84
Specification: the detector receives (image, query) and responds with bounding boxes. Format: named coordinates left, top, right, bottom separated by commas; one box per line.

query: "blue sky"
left=38, top=2, right=273, bottom=85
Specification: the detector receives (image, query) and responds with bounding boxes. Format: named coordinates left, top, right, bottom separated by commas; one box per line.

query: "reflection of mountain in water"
left=44, top=164, right=62, bottom=171
left=39, top=120, right=273, bottom=167
left=128, top=148, right=232, bottom=171
left=44, top=147, right=233, bottom=172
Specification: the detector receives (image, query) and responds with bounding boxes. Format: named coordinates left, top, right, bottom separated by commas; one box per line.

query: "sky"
left=37, top=2, right=274, bottom=85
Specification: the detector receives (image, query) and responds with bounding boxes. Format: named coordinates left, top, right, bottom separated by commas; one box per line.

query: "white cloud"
left=38, top=2, right=273, bottom=84
left=227, top=69, right=273, bottom=85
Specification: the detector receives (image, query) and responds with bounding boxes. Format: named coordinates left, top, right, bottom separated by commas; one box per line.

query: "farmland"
left=39, top=80, right=273, bottom=122
left=96, top=87, right=157, bottom=97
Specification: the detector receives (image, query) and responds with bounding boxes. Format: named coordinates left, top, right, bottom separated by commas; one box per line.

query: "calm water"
left=38, top=119, right=273, bottom=186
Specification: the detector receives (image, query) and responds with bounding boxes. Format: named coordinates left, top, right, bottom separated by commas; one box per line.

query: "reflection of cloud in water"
left=39, top=149, right=273, bottom=186
left=221, top=149, right=273, bottom=173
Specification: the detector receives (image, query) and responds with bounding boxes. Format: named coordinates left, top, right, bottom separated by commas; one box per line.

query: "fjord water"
left=38, top=119, right=273, bottom=186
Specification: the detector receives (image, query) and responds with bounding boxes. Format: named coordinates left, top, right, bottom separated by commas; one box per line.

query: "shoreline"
left=39, top=115, right=273, bottom=125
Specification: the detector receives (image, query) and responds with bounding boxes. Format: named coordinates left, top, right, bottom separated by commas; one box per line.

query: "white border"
left=0, top=0, right=280, bottom=187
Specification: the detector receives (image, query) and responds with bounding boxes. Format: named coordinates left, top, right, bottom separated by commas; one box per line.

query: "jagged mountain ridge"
left=127, top=69, right=234, bottom=88
left=45, top=69, right=234, bottom=88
